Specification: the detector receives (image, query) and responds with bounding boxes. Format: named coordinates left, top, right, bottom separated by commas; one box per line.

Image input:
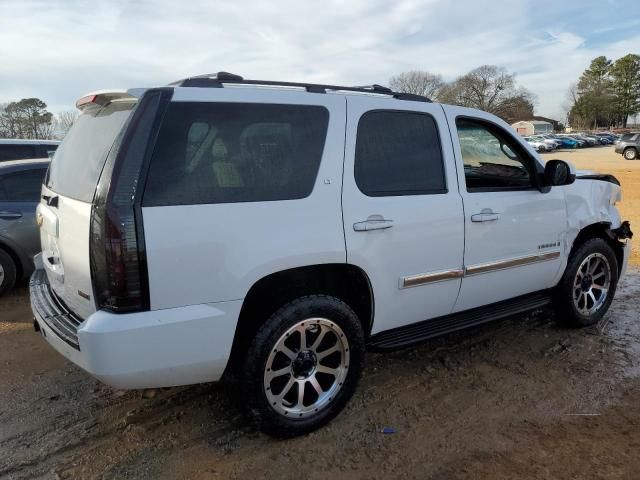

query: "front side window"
left=456, top=118, right=534, bottom=191
left=354, top=110, right=446, bottom=196
left=0, top=168, right=47, bottom=202
left=143, top=102, right=329, bottom=206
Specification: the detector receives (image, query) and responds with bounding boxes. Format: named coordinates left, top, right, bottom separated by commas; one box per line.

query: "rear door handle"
left=471, top=210, right=500, bottom=222
left=353, top=219, right=393, bottom=231
left=0, top=210, right=22, bottom=220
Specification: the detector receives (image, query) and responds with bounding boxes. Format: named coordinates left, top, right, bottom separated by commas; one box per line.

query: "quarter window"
left=456, top=119, right=534, bottom=191
left=143, top=103, right=329, bottom=206
left=355, top=111, right=446, bottom=196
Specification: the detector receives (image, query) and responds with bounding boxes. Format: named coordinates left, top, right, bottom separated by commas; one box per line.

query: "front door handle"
left=353, top=219, right=393, bottom=231
left=471, top=209, right=500, bottom=222
left=0, top=210, right=22, bottom=220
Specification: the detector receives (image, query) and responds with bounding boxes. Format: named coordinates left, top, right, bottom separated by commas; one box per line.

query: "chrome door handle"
left=353, top=219, right=393, bottom=231
left=0, top=210, right=22, bottom=220
left=471, top=210, right=500, bottom=222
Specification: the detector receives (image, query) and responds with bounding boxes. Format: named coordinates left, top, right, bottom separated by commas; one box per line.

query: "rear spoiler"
left=75, top=88, right=146, bottom=110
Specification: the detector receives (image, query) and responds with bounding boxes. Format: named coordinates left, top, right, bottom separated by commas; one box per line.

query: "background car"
left=523, top=136, right=548, bottom=152
left=530, top=134, right=558, bottom=150
left=0, top=159, right=49, bottom=295
left=0, top=139, right=59, bottom=162
left=548, top=135, right=578, bottom=149
left=614, top=132, right=640, bottom=159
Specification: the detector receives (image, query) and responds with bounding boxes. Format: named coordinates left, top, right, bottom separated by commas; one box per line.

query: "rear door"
left=0, top=167, right=48, bottom=258
left=342, top=98, right=464, bottom=334
left=444, top=107, right=567, bottom=312
left=38, top=100, right=136, bottom=318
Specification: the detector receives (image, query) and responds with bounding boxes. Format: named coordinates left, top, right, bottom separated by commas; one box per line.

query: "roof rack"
left=169, top=72, right=432, bottom=102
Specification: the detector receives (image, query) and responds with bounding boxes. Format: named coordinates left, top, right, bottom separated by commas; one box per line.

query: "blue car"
left=549, top=136, right=578, bottom=149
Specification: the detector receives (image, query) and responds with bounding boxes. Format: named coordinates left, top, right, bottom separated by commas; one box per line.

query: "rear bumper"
left=30, top=267, right=242, bottom=389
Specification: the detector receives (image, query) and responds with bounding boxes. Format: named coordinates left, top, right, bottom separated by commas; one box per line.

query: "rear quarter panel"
left=142, top=89, right=347, bottom=309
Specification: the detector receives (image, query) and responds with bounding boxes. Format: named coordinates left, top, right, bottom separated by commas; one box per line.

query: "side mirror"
left=544, top=159, right=575, bottom=186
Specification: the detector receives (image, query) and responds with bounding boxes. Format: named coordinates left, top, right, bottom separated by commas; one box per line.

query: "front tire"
left=0, top=248, right=17, bottom=296
left=241, top=295, right=365, bottom=437
left=554, top=238, right=618, bottom=327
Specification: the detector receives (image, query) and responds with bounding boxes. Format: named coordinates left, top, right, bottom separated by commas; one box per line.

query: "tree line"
left=567, top=54, right=640, bottom=129
left=389, top=65, right=536, bottom=124
left=0, top=98, right=77, bottom=140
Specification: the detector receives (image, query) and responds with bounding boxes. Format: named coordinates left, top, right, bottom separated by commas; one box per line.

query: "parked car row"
left=522, top=132, right=620, bottom=152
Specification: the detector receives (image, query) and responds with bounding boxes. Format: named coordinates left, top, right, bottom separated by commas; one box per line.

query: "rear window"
left=622, top=133, right=638, bottom=141
left=46, top=101, right=134, bottom=202
left=143, top=102, right=329, bottom=206
left=0, top=145, right=38, bottom=162
left=0, top=168, right=47, bottom=202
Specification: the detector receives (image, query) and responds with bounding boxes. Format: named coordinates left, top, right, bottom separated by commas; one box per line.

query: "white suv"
left=31, top=73, right=633, bottom=437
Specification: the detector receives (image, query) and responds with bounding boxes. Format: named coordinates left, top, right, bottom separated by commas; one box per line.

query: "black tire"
left=624, top=148, right=638, bottom=160
left=241, top=295, right=365, bottom=437
left=554, top=237, right=618, bottom=327
left=0, top=248, right=17, bottom=296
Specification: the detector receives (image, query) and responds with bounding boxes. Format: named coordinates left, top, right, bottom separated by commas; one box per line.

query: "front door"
left=445, top=107, right=567, bottom=312
left=342, top=98, right=465, bottom=334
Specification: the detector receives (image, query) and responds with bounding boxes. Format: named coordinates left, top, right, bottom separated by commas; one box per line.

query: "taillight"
left=90, top=88, right=172, bottom=313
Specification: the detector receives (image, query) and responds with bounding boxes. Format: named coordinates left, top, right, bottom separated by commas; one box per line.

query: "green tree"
left=610, top=54, right=640, bottom=128
left=0, top=98, right=54, bottom=139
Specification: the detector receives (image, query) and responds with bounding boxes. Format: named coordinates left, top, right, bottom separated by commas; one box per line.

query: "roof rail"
left=169, top=72, right=432, bottom=102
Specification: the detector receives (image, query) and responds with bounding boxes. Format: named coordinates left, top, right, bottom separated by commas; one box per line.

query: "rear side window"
left=0, top=168, right=47, bottom=202
left=143, top=102, right=329, bottom=206
left=46, top=101, right=134, bottom=202
left=354, top=111, right=446, bottom=196
left=0, top=145, right=38, bottom=162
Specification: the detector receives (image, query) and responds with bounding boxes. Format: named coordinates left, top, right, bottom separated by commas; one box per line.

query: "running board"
left=367, top=291, right=552, bottom=351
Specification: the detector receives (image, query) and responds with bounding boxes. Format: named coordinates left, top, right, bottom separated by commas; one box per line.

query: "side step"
left=367, top=291, right=552, bottom=351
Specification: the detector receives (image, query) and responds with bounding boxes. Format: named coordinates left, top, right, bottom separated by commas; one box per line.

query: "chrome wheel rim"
left=572, top=253, right=611, bottom=317
left=264, top=318, right=349, bottom=418
left=625, top=150, right=636, bottom=160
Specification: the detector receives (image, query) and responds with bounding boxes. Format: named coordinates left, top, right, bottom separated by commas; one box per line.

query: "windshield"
left=46, top=101, right=135, bottom=202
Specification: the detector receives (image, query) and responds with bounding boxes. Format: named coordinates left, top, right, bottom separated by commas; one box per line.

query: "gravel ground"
left=1, top=269, right=640, bottom=479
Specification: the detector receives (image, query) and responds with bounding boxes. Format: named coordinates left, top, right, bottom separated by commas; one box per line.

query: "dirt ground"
left=2, top=146, right=640, bottom=479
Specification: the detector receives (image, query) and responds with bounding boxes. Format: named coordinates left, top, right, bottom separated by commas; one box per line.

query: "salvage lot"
left=2, top=146, right=640, bottom=479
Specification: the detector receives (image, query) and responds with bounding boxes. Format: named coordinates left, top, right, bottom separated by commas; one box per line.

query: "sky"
left=1, top=0, right=639, bottom=121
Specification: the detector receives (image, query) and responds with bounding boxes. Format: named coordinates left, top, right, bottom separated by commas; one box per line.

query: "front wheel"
left=241, top=295, right=365, bottom=437
left=554, top=238, right=618, bottom=327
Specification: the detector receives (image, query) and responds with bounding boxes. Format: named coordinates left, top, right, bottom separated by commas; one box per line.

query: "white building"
left=511, top=120, right=553, bottom=136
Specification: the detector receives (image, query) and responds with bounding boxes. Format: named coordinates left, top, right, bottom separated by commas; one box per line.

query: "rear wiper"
left=42, top=194, right=59, bottom=208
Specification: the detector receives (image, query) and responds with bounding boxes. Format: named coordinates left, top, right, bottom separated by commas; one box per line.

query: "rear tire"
left=554, top=238, right=618, bottom=327
left=0, top=248, right=17, bottom=296
left=624, top=148, right=638, bottom=160
left=241, top=295, right=365, bottom=437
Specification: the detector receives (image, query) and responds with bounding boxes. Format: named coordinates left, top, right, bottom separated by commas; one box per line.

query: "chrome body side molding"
left=465, top=251, right=560, bottom=276
left=401, top=269, right=464, bottom=288
left=400, top=251, right=560, bottom=289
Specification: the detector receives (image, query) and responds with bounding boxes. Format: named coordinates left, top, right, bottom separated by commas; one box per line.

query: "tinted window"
left=0, top=168, right=47, bottom=202
left=0, top=145, right=38, bottom=162
left=143, top=102, right=329, bottom=206
left=456, top=118, right=534, bottom=191
left=47, top=101, right=134, bottom=202
left=355, top=111, right=445, bottom=196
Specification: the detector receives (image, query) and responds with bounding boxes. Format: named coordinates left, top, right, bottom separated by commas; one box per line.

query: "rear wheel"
left=0, top=248, right=17, bottom=296
left=554, top=238, right=618, bottom=327
left=624, top=148, right=638, bottom=160
left=241, top=295, right=365, bottom=437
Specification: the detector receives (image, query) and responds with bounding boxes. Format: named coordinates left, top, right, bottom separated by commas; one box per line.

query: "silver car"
left=0, top=159, right=49, bottom=295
